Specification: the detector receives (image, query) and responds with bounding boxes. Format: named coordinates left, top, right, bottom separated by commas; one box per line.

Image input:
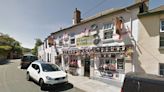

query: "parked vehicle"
left=121, top=72, right=164, bottom=92
left=26, top=61, right=68, bottom=88
left=20, top=54, right=38, bottom=69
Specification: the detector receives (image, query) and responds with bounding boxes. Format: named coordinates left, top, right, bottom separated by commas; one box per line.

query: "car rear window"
left=22, top=56, right=38, bottom=62
left=41, top=64, right=60, bottom=72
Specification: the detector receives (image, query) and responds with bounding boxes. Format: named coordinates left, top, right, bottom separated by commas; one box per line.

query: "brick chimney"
left=139, top=0, right=149, bottom=13
left=73, top=8, right=81, bottom=25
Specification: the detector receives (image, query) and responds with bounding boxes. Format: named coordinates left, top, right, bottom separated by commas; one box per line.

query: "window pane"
left=160, top=64, right=164, bottom=75
left=104, top=23, right=112, bottom=30
left=160, top=64, right=164, bottom=69
left=161, top=21, right=164, bottom=25
left=104, top=31, right=113, bottom=39
left=32, top=64, right=35, bottom=68
left=160, top=41, right=164, bottom=47
left=160, top=70, right=164, bottom=75
left=41, top=64, right=60, bottom=72
left=162, top=25, right=164, bottom=31
left=71, top=39, right=75, bottom=44
left=160, top=37, right=164, bottom=40
left=160, top=36, right=164, bottom=47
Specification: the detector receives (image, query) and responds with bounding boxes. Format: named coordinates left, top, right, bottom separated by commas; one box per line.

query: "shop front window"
left=117, top=59, right=124, bottom=72
left=69, top=55, right=79, bottom=76
left=69, top=60, right=78, bottom=68
left=99, top=58, right=116, bottom=77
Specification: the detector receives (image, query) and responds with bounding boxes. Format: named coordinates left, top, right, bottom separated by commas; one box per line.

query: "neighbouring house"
left=136, top=5, right=164, bottom=75
left=38, top=0, right=150, bottom=84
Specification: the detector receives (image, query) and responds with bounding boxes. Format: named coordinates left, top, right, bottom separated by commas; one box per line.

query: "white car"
left=26, top=60, right=68, bottom=88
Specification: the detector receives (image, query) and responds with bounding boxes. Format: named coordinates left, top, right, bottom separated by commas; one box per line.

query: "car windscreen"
left=41, top=64, right=61, bottom=72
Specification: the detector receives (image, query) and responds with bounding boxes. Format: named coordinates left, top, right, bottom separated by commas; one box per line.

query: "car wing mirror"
left=36, top=69, right=40, bottom=73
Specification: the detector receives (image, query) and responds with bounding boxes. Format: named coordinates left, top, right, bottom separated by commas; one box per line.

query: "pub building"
left=38, top=1, right=149, bottom=83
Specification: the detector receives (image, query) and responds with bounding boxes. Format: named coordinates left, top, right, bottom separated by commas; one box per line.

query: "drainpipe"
left=125, top=8, right=135, bottom=72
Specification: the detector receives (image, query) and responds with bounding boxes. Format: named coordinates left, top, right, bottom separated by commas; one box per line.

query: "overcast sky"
left=0, top=0, right=163, bottom=49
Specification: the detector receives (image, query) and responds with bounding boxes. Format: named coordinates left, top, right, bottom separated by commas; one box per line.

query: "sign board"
left=76, top=36, right=94, bottom=47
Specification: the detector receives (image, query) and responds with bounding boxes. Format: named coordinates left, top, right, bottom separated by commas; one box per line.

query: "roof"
left=51, top=2, right=143, bottom=35
left=138, top=5, right=164, bottom=17
left=149, top=5, right=164, bottom=13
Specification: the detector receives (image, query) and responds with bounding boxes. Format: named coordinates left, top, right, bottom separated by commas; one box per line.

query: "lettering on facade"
left=76, top=36, right=94, bottom=46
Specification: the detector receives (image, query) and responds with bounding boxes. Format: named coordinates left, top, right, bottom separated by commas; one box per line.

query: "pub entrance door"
left=84, top=57, right=90, bottom=77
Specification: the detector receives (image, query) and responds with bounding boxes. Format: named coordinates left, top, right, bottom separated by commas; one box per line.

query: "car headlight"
left=46, top=76, right=53, bottom=80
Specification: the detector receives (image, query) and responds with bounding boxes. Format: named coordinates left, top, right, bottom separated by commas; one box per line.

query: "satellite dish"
left=94, top=39, right=101, bottom=45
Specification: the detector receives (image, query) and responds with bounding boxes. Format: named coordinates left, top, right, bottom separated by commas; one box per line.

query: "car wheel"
left=26, top=72, right=31, bottom=81
left=39, top=79, right=45, bottom=88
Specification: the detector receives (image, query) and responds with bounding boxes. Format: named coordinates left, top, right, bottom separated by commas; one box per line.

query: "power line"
left=82, top=0, right=107, bottom=17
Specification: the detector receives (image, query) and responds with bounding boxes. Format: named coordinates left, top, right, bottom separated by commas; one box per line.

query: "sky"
left=0, top=0, right=163, bottom=49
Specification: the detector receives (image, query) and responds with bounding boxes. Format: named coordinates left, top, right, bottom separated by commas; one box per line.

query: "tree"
left=32, top=39, right=43, bottom=56
left=22, top=47, right=32, bottom=54
left=0, top=34, right=23, bottom=59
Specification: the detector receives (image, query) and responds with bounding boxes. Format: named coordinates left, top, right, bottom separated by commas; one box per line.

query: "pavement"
left=68, top=74, right=121, bottom=92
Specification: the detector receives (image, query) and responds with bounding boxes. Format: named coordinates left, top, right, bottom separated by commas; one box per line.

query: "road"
left=0, top=59, right=84, bottom=92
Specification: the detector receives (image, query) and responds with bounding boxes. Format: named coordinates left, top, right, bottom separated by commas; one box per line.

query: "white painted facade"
left=38, top=2, right=147, bottom=83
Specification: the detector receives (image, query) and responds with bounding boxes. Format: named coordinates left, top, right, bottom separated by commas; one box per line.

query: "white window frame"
left=103, top=23, right=113, bottom=40
left=70, top=37, right=75, bottom=45
left=104, top=30, right=113, bottom=39
left=103, top=23, right=113, bottom=30
left=160, top=20, right=164, bottom=32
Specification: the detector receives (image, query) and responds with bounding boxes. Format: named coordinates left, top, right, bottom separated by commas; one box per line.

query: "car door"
left=34, top=64, right=40, bottom=82
left=29, top=64, right=36, bottom=79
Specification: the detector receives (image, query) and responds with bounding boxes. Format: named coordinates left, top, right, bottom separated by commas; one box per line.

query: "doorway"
left=84, top=58, right=90, bottom=77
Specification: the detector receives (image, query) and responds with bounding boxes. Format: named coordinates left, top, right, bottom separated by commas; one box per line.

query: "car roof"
left=126, top=72, right=164, bottom=83
left=31, top=60, right=53, bottom=65
left=23, top=54, right=36, bottom=57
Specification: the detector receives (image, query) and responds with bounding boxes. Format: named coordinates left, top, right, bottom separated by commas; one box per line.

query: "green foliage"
left=0, top=45, right=12, bottom=57
left=0, top=34, right=23, bottom=59
left=32, top=38, right=43, bottom=56
left=22, top=47, right=32, bottom=54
